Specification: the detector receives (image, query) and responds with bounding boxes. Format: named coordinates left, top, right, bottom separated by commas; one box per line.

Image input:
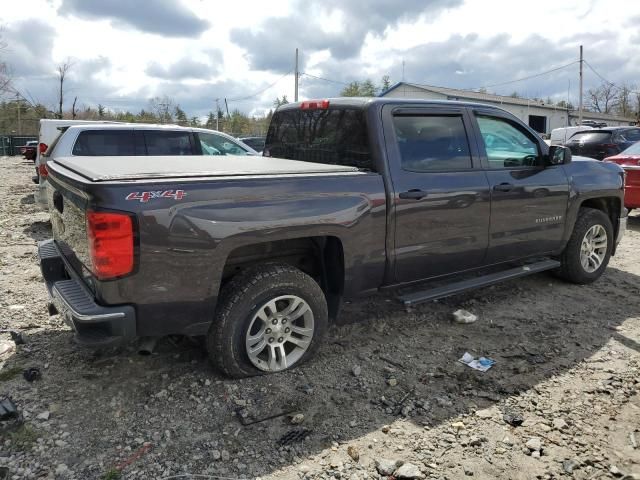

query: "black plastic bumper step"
left=397, top=259, right=561, bottom=307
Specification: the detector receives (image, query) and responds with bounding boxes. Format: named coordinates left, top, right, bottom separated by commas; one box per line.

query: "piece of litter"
left=23, top=367, right=41, bottom=382
left=453, top=309, right=477, bottom=324
left=459, top=352, right=495, bottom=372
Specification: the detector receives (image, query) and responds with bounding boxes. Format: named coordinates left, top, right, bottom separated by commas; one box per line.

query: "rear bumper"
left=34, top=182, right=48, bottom=210
left=38, top=239, right=136, bottom=347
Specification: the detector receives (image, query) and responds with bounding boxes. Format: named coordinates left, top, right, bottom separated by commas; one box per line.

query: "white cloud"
left=1, top=0, right=639, bottom=117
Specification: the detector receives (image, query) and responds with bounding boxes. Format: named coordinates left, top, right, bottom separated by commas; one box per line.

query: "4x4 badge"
left=126, top=190, right=187, bottom=203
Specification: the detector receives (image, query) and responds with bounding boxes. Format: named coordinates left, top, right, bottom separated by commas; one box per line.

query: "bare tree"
left=149, top=95, right=175, bottom=124
left=71, top=96, right=78, bottom=119
left=0, top=33, right=12, bottom=97
left=57, top=60, right=73, bottom=119
left=586, top=82, right=618, bottom=114
left=616, top=83, right=635, bottom=118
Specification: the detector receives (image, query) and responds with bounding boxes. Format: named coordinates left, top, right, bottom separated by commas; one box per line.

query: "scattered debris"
left=278, top=428, right=310, bottom=446
left=525, top=437, right=543, bottom=452
left=0, top=397, right=21, bottom=432
left=630, top=432, right=637, bottom=449
left=9, top=331, right=25, bottom=345
left=352, top=365, right=361, bottom=377
left=236, top=409, right=295, bottom=426
left=502, top=409, right=524, bottom=427
left=22, top=367, right=41, bottom=382
left=387, top=378, right=398, bottom=387
left=347, top=445, right=359, bottom=462
left=0, top=466, right=9, bottom=480
left=36, top=411, right=50, bottom=421
left=562, top=459, right=579, bottom=474
left=458, top=352, right=495, bottom=372
left=394, top=462, right=424, bottom=479
left=452, top=309, right=477, bottom=324
left=380, top=355, right=405, bottom=370
left=290, top=413, right=305, bottom=425
left=375, top=459, right=402, bottom=476
left=0, top=341, right=15, bottom=357
left=0, top=398, right=18, bottom=421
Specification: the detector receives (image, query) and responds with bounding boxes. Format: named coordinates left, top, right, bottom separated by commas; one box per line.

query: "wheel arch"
left=219, top=235, right=345, bottom=320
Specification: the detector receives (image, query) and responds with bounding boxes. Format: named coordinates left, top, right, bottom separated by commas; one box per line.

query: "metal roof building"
left=380, top=82, right=636, bottom=134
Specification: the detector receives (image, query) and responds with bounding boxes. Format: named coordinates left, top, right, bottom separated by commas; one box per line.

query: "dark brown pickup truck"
left=38, top=98, right=627, bottom=377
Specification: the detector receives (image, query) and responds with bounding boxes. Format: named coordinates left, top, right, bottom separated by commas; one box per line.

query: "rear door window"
left=392, top=114, right=472, bottom=171
left=143, top=131, right=195, bottom=155
left=265, top=107, right=373, bottom=171
left=72, top=130, right=135, bottom=156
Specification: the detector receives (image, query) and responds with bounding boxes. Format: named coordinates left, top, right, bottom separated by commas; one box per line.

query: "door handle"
left=493, top=183, right=514, bottom=192
left=399, top=189, right=428, bottom=200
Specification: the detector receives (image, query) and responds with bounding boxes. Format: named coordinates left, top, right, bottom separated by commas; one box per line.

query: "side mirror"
left=548, top=145, right=572, bottom=166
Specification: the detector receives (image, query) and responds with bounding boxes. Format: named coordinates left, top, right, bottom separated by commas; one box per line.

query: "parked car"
left=38, top=98, right=626, bottom=378
left=238, top=136, right=266, bottom=153
left=550, top=126, right=592, bottom=146
left=35, top=123, right=258, bottom=209
left=565, top=127, right=640, bottom=160
left=605, top=141, right=640, bottom=211
left=34, top=119, right=123, bottom=193
left=20, top=140, right=38, bottom=161
left=578, top=120, right=607, bottom=128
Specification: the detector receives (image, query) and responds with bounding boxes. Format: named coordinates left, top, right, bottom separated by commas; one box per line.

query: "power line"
left=227, top=70, right=293, bottom=102
left=300, top=72, right=350, bottom=86
left=583, top=60, right=640, bottom=95
left=471, top=61, right=579, bottom=90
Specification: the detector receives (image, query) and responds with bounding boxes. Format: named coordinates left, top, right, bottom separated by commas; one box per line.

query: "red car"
left=20, top=140, right=38, bottom=161
left=605, top=141, right=640, bottom=210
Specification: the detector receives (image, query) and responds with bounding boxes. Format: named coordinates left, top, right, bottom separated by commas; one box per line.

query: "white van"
left=34, top=119, right=122, bottom=207
left=549, top=126, right=593, bottom=146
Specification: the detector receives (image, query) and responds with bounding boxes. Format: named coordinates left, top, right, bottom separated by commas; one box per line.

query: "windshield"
left=198, top=132, right=251, bottom=155
left=622, top=141, right=640, bottom=155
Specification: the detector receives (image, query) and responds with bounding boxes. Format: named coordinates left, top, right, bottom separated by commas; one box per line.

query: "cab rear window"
left=265, top=107, right=373, bottom=171
left=72, top=130, right=136, bottom=156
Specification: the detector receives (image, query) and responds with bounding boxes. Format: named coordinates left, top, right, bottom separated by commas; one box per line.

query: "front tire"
left=207, top=263, right=328, bottom=378
left=556, top=208, right=613, bottom=284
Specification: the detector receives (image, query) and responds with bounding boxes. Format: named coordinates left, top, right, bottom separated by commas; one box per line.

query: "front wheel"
left=207, top=263, right=328, bottom=378
left=556, top=208, right=613, bottom=284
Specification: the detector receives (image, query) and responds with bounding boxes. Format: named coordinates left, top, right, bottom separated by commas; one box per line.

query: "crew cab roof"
left=51, top=155, right=359, bottom=182
left=275, top=97, right=516, bottom=113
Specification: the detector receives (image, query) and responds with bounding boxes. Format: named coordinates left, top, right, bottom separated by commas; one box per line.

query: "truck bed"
left=52, top=155, right=359, bottom=182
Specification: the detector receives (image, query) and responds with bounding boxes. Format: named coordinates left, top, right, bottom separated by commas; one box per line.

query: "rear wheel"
left=556, top=208, right=613, bottom=284
left=207, top=263, right=328, bottom=378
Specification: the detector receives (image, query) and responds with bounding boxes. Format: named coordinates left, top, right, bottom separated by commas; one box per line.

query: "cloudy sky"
left=2, top=0, right=639, bottom=118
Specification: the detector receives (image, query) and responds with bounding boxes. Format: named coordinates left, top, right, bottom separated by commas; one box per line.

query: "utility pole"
left=578, top=45, right=583, bottom=125
left=16, top=92, right=21, bottom=135
left=294, top=48, right=299, bottom=102
left=215, top=98, right=220, bottom=130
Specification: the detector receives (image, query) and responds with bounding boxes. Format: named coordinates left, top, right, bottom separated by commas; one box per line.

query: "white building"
left=380, top=82, right=636, bottom=134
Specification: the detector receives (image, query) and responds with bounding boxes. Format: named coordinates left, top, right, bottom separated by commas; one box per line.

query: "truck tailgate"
left=47, top=173, right=93, bottom=280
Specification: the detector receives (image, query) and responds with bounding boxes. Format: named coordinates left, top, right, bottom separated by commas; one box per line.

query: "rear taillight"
left=300, top=99, right=330, bottom=110
left=39, top=142, right=48, bottom=154
left=86, top=211, right=134, bottom=280
left=38, top=163, right=48, bottom=177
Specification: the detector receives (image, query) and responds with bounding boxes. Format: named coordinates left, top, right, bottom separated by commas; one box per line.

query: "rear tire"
left=207, top=263, right=328, bottom=378
left=556, top=208, right=613, bottom=284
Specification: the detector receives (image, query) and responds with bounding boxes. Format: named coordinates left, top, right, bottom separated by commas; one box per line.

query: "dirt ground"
left=0, top=155, right=639, bottom=480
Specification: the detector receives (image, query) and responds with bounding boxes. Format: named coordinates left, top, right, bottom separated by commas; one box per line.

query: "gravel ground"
left=0, top=154, right=639, bottom=480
